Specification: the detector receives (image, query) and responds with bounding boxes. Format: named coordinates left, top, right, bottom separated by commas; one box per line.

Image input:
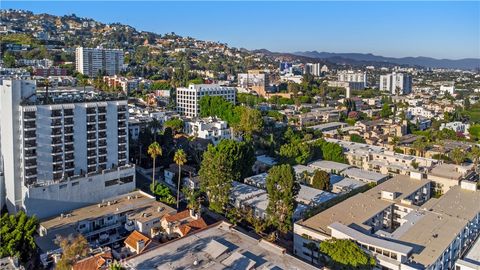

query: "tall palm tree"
left=173, top=149, right=187, bottom=210
left=149, top=118, right=160, bottom=141
left=147, top=142, right=162, bottom=190
left=450, top=147, right=465, bottom=165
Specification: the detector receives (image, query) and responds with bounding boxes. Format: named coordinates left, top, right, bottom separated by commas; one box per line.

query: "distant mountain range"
left=292, top=51, right=480, bottom=70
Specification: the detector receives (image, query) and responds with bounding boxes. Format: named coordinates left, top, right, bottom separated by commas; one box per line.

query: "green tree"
left=147, top=142, right=162, bottom=188
left=55, top=234, right=89, bottom=270
left=412, top=138, right=427, bottom=157
left=350, top=134, right=366, bottom=143
left=234, top=106, right=263, bottom=140
left=150, top=182, right=176, bottom=204
left=109, top=261, right=125, bottom=270
left=279, top=142, right=312, bottom=165
left=380, top=103, right=392, bottom=118
left=450, top=147, right=465, bottom=165
left=174, top=149, right=187, bottom=210
left=470, top=145, right=480, bottom=170
left=266, top=164, right=300, bottom=233
left=0, top=211, right=38, bottom=263
left=311, top=170, right=330, bottom=190
left=199, top=149, right=233, bottom=214
left=163, top=118, right=183, bottom=134
left=319, top=239, right=375, bottom=270
left=182, top=186, right=201, bottom=213
left=312, top=139, right=347, bottom=163
left=211, top=139, right=255, bottom=181
left=2, top=51, right=16, bottom=68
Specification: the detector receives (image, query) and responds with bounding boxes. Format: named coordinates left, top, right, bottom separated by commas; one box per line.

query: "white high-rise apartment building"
left=176, top=84, right=236, bottom=118
left=380, top=72, right=412, bottom=95
left=337, top=70, right=367, bottom=88
left=0, top=79, right=135, bottom=218
left=304, top=63, right=321, bottom=77
left=76, top=47, right=124, bottom=77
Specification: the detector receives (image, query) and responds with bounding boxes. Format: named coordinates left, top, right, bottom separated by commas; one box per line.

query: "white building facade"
left=76, top=47, right=124, bottom=77
left=184, top=117, right=232, bottom=145
left=176, top=84, right=236, bottom=118
left=337, top=70, right=367, bottom=88
left=380, top=72, right=412, bottom=95
left=0, top=79, right=135, bottom=218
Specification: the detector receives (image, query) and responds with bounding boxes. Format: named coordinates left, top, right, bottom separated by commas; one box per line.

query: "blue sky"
left=3, top=1, right=479, bottom=59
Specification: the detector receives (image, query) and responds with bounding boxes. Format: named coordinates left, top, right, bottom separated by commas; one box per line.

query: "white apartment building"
left=326, top=138, right=437, bottom=176
left=380, top=72, right=412, bottom=95
left=76, top=47, right=124, bottom=77
left=176, top=84, right=236, bottom=118
left=407, top=106, right=437, bottom=119
left=337, top=70, right=367, bottom=88
left=294, top=175, right=480, bottom=270
left=304, top=63, right=322, bottom=77
left=184, top=117, right=231, bottom=145
left=440, top=121, right=470, bottom=134
left=0, top=79, right=135, bottom=218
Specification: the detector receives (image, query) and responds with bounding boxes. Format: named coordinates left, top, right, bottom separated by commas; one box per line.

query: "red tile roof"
left=124, top=230, right=151, bottom=253
left=72, top=251, right=112, bottom=270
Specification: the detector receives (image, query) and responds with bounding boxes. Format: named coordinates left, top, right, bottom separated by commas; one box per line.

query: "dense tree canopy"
left=199, top=150, right=233, bottom=214
left=163, top=118, right=184, bottom=134
left=0, top=211, right=38, bottom=263
left=319, top=239, right=376, bottom=270
left=266, top=164, right=300, bottom=233
left=55, top=234, right=89, bottom=270
left=311, top=170, right=330, bottom=190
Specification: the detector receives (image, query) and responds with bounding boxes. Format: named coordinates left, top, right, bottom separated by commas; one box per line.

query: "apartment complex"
left=327, top=138, right=437, bottom=176
left=337, top=70, right=367, bottom=88
left=176, top=84, right=236, bottom=117
left=184, top=117, right=232, bottom=145
left=0, top=79, right=135, bottom=218
left=380, top=72, right=412, bottom=95
left=294, top=175, right=480, bottom=270
left=237, top=70, right=269, bottom=96
left=304, top=63, right=322, bottom=77
left=76, top=47, right=124, bottom=77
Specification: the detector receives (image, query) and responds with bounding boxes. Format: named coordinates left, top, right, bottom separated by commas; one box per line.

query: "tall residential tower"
left=0, top=79, right=135, bottom=218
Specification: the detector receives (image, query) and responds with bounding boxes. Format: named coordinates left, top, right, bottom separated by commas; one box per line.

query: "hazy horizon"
left=3, top=1, right=480, bottom=60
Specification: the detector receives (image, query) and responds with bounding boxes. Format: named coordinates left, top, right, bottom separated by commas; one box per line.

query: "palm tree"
left=147, top=142, right=162, bottom=189
left=412, top=138, right=427, bottom=157
left=149, top=118, right=160, bottom=141
left=450, top=147, right=465, bottom=165
left=174, top=149, right=187, bottom=210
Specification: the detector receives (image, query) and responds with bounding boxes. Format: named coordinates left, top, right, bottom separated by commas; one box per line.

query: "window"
left=105, top=179, right=118, bottom=187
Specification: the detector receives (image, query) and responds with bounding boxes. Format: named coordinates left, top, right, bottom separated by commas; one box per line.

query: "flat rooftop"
left=300, top=192, right=393, bottom=235
left=364, top=175, right=430, bottom=203
left=126, top=221, right=318, bottom=270
left=428, top=163, right=471, bottom=180
left=40, top=191, right=175, bottom=232
left=308, top=160, right=352, bottom=173
left=341, top=167, right=388, bottom=183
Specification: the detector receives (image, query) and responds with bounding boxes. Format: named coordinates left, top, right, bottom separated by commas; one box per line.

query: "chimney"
left=189, top=209, right=199, bottom=220
left=136, top=239, right=145, bottom=254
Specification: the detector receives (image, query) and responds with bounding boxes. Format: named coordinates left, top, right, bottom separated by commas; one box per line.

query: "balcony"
left=24, top=149, right=36, bottom=159
left=118, top=130, right=126, bottom=136
left=52, top=156, right=63, bottom=164
left=118, top=122, right=126, bottom=128
left=52, top=137, right=62, bottom=145
left=64, top=135, right=74, bottom=143
left=65, top=153, right=74, bottom=161
left=118, top=146, right=127, bottom=152
left=98, top=123, right=106, bottom=130
left=86, top=108, right=96, bottom=115
left=98, top=164, right=107, bottom=171
left=64, top=127, right=73, bottom=134
left=65, top=162, right=74, bottom=170
left=99, top=157, right=107, bottom=164
left=64, top=109, right=73, bottom=116
left=87, top=142, right=96, bottom=149
left=98, top=115, right=106, bottom=122
left=24, top=131, right=36, bottom=139
left=24, top=160, right=37, bottom=169
left=24, top=122, right=36, bottom=130
left=117, top=114, right=126, bottom=120
left=98, top=132, right=106, bottom=138
left=64, top=118, right=74, bottom=126
left=53, top=172, right=63, bottom=181
left=25, top=168, right=37, bottom=176
left=24, top=112, right=36, bottom=119
left=50, top=110, right=62, bottom=118
left=51, top=119, right=62, bottom=126
left=65, top=145, right=74, bottom=153
left=118, top=106, right=127, bottom=112
left=118, top=154, right=127, bottom=160
left=98, top=149, right=107, bottom=156
left=24, top=142, right=37, bottom=149
left=87, top=134, right=96, bottom=141
left=118, top=138, right=126, bottom=144
left=52, top=146, right=62, bottom=154
left=51, top=128, right=62, bottom=137
left=53, top=165, right=63, bottom=172
left=87, top=116, right=96, bottom=122
left=98, top=140, right=107, bottom=147
left=87, top=150, right=96, bottom=157
left=98, top=107, right=107, bottom=114
left=87, top=167, right=96, bottom=173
